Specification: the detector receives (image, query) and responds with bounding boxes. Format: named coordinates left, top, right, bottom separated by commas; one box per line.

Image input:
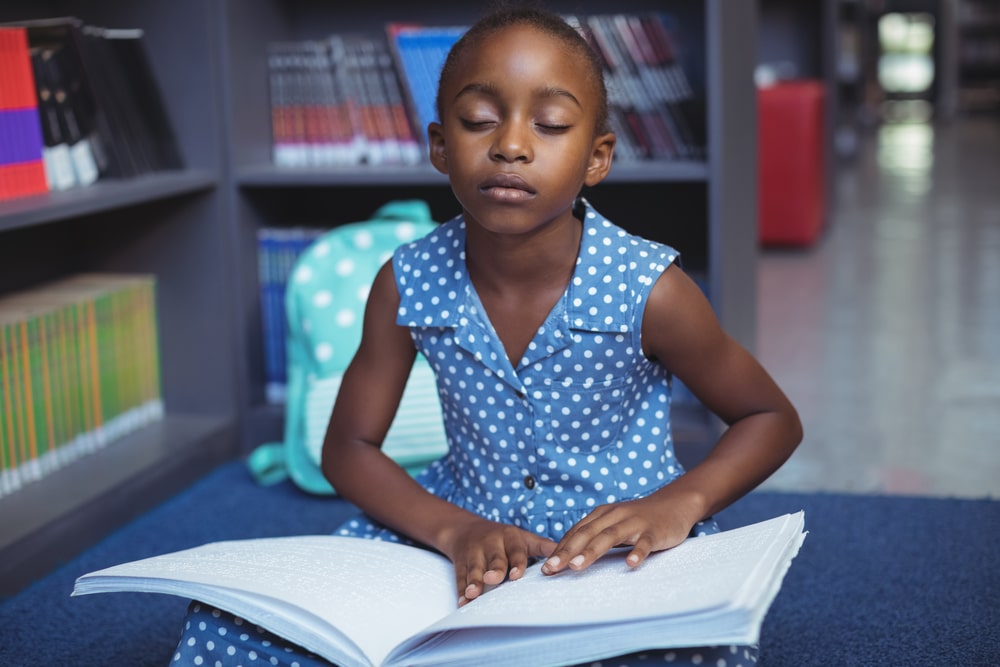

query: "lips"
left=479, top=172, right=537, bottom=200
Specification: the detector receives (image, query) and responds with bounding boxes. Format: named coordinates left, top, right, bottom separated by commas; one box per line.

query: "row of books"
left=258, top=227, right=327, bottom=404
left=268, top=34, right=426, bottom=168
left=0, top=17, right=182, bottom=204
left=572, top=12, right=705, bottom=161
left=265, top=12, right=705, bottom=168
left=0, top=274, right=163, bottom=498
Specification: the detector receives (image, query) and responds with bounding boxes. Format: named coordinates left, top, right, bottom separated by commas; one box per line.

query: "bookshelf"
left=0, top=0, right=238, bottom=596
left=221, top=0, right=759, bottom=453
left=955, top=0, right=1000, bottom=113
left=0, top=0, right=759, bottom=593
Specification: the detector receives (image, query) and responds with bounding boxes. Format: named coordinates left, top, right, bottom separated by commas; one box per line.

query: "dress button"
left=524, top=475, right=536, bottom=489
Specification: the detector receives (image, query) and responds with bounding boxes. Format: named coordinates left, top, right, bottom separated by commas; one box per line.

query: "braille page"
left=387, top=512, right=806, bottom=666
left=73, top=535, right=456, bottom=667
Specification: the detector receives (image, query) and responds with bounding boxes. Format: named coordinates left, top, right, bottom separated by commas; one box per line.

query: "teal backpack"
left=248, top=200, right=448, bottom=494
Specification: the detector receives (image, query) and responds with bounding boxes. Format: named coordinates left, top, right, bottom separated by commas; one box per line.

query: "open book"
left=73, top=512, right=806, bottom=667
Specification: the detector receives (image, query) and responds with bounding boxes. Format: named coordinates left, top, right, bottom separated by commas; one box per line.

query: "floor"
left=755, top=114, right=1000, bottom=500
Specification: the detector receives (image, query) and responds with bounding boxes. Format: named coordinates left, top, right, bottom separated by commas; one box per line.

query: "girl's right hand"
left=439, top=517, right=557, bottom=606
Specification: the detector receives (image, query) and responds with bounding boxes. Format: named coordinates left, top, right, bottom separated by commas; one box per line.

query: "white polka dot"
left=312, top=290, right=332, bottom=308
left=315, top=342, right=333, bottom=362
left=335, top=258, right=355, bottom=276
left=335, top=309, right=355, bottom=327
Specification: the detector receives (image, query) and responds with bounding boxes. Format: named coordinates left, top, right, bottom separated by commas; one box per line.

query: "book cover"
left=385, top=24, right=465, bottom=147
left=0, top=26, right=49, bottom=201
left=100, top=28, right=184, bottom=172
left=30, top=47, right=78, bottom=191
left=73, top=512, right=806, bottom=667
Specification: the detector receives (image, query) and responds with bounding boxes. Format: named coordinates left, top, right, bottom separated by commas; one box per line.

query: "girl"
left=172, top=6, right=801, bottom=666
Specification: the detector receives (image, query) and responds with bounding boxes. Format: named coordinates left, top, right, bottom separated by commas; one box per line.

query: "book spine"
left=48, top=44, right=100, bottom=186
left=308, top=42, right=338, bottom=167
left=257, top=229, right=280, bottom=401
left=31, top=48, right=77, bottom=191
left=37, top=309, right=59, bottom=473
left=0, top=318, right=20, bottom=497
left=48, top=305, right=70, bottom=465
left=585, top=16, right=648, bottom=160
left=0, top=27, right=49, bottom=201
left=267, top=45, right=294, bottom=167
left=376, top=37, right=421, bottom=165
left=360, top=36, right=402, bottom=165
left=18, top=318, right=41, bottom=481
left=329, top=35, right=367, bottom=164
left=388, top=25, right=465, bottom=148
left=300, top=42, right=325, bottom=167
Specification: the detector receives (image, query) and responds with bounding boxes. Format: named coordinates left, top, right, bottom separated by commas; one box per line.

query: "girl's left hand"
left=539, top=492, right=701, bottom=575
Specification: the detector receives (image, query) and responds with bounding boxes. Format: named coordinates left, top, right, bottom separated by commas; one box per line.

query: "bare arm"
left=542, top=264, right=802, bottom=574
left=321, top=262, right=554, bottom=601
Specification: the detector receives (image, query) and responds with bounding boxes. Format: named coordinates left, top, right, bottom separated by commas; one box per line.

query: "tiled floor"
left=755, top=115, right=1000, bottom=499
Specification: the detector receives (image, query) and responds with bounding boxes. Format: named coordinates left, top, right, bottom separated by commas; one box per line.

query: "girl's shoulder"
left=578, top=201, right=680, bottom=269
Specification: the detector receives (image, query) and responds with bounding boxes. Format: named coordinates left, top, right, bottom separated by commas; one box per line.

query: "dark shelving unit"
left=0, top=0, right=238, bottom=596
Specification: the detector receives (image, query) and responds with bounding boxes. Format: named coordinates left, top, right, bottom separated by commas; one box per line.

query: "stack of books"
left=0, top=17, right=183, bottom=203
left=265, top=12, right=705, bottom=168
left=0, top=274, right=164, bottom=498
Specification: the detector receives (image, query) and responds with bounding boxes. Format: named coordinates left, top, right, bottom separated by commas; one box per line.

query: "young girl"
left=171, top=6, right=801, bottom=666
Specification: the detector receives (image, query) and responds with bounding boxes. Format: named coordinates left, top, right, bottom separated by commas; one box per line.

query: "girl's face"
left=429, top=24, right=614, bottom=237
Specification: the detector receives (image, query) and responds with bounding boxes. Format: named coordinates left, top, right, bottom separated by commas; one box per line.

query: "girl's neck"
left=464, top=212, right=583, bottom=296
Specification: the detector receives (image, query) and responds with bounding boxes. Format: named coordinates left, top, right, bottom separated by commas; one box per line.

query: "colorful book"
left=385, top=24, right=466, bottom=147
left=0, top=26, right=49, bottom=202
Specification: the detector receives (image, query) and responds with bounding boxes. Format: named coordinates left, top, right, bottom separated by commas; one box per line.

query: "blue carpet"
left=0, top=461, right=997, bottom=666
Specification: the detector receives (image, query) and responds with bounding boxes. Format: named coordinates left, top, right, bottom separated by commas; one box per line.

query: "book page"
left=388, top=512, right=806, bottom=666
left=74, top=535, right=456, bottom=667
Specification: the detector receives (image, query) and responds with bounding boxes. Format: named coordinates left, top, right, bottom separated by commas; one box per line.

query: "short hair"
left=435, top=4, right=610, bottom=136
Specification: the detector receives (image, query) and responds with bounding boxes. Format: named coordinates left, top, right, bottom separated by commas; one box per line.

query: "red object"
left=757, top=80, right=826, bottom=246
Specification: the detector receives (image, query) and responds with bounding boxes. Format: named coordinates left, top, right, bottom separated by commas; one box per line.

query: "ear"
left=584, top=132, right=616, bottom=187
left=428, top=122, right=448, bottom=174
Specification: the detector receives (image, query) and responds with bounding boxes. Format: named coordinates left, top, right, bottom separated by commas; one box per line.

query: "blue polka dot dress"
left=170, top=202, right=757, bottom=667
left=336, top=200, right=717, bottom=543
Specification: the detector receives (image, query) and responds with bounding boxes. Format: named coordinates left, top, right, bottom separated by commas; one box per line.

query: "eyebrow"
left=454, top=82, right=583, bottom=109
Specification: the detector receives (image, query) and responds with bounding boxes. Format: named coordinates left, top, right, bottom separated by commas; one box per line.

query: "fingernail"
left=543, top=556, right=560, bottom=572
left=458, top=595, right=467, bottom=606
left=569, top=555, right=585, bottom=568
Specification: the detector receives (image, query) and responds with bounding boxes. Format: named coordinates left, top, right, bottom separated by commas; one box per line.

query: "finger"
left=462, top=553, right=487, bottom=602
left=542, top=514, right=633, bottom=574
left=626, top=533, right=655, bottom=567
left=483, top=550, right=509, bottom=586
left=453, top=561, right=470, bottom=605
left=507, top=535, right=556, bottom=580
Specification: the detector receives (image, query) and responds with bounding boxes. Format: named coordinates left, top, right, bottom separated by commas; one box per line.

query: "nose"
left=491, top=119, right=532, bottom=163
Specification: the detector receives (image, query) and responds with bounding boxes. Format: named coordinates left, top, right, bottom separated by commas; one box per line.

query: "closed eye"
left=460, top=119, right=497, bottom=130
